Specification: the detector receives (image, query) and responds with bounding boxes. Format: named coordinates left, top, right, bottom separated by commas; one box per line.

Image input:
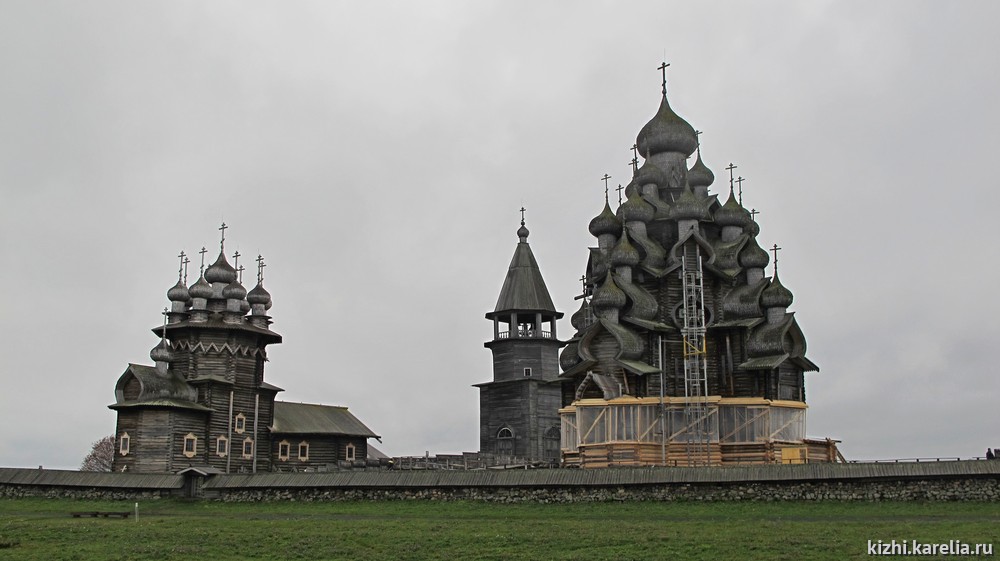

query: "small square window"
left=523, top=368, right=532, bottom=377
left=298, top=441, right=309, bottom=461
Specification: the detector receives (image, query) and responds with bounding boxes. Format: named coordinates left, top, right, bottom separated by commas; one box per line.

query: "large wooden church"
left=480, top=68, right=840, bottom=467
left=109, top=228, right=378, bottom=473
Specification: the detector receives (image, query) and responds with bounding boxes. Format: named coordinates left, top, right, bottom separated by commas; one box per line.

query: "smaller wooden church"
left=109, top=227, right=378, bottom=474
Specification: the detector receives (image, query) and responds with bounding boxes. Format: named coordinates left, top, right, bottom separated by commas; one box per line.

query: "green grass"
left=1, top=498, right=998, bottom=560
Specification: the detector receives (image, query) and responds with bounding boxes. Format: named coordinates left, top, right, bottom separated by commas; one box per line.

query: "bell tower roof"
left=487, top=214, right=563, bottom=320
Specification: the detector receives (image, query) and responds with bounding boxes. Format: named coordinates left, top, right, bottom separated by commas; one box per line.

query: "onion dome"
left=591, top=272, right=626, bottom=311
left=204, top=252, right=237, bottom=284
left=687, top=152, right=715, bottom=189
left=223, top=279, right=247, bottom=300
left=668, top=185, right=710, bottom=221
left=150, top=339, right=174, bottom=363
left=714, top=192, right=751, bottom=229
left=167, top=279, right=191, bottom=303
left=636, top=94, right=698, bottom=158
left=188, top=275, right=213, bottom=299
left=739, top=238, right=769, bottom=270
left=618, top=193, right=655, bottom=223
left=517, top=222, right=530, bottom=240
left=240, top=299, right=251, bottom=314
left=635, top=158, right=667, bottom=187
left=761, top=274, right=794, bottom=308
left=746, top=217, right=761, bottom=237
left=588, top=200, right=621, bottom=237
left=610, top=229, right=641, bottom=267
left=247, top=282, right=272, bottom=307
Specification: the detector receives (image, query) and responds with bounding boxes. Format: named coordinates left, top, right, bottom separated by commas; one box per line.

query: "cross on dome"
left=657, top=61, right=670, bottom=95
left=218, top=222, right=228, bottom=252
left=770, top=244, right=782, bottom=276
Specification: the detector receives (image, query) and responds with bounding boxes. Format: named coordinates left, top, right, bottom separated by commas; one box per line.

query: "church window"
left=183, top=434, right=197, bottom=458
left=242, top=438, right=254, bottom=459
left=497, top=427, right=514, bottom=456
left=234, top=413, right=246, bottom=434
left=119, top=433, right=130, bottom=456
left=523, top=368, right=532, bottom=377
left=298, top=441, right=310, bottom=461
left=543, top=426, right=560, bottom=460
left=216, top=436, right=228, bottom=457
left=345, top=443, right=356, bottom=462
left=278, top=441, right=290, bottom=461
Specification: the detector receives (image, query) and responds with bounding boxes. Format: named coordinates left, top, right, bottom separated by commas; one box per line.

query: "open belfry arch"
left=557, top=64, right=841, bottom=467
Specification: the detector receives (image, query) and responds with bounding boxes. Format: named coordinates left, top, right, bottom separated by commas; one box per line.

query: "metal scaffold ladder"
left=681, top=244, right=711, bottom=466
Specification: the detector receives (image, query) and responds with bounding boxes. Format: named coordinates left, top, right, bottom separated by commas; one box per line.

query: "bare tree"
left=80, top=435, right=115, bottom=472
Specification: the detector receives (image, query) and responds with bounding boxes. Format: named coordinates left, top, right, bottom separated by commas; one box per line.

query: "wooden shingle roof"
left=271, top=401, right=378, bottom=438
left=488, top=236, right=562, bottom=318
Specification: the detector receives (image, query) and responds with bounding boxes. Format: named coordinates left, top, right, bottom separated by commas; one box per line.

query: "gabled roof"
left=271, top=401, right=379, bottom=439
left=488, top=240, right=562, bottom=318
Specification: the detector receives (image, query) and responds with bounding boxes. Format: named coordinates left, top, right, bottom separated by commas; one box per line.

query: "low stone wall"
left=232, top=478, right=1000, bottom=503
left=3, top=461, right=1000, bottom=503
left=0, top=485, right=168, bottom=501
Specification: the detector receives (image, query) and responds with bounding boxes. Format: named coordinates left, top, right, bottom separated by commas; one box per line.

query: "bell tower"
left=476, top=212, right=565, bottom=462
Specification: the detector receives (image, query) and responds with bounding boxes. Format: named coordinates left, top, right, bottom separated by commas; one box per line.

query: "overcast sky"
left=2, top=1, right=999, bottom=469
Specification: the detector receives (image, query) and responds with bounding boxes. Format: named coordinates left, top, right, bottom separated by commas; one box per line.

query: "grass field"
left=1, top=497, right=998, bottom=560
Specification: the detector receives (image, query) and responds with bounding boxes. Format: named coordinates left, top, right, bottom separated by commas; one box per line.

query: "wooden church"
left=483, top=67, right=841, bottom=467
left=109, top=227, right=378, bottom=474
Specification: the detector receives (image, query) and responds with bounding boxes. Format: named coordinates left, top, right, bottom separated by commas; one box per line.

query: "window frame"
left=278, top=440, right=290, bottom=462
left=242, top=437, right=254, bottom=459
left=345, top=443, right=356, bottom=462
left=298, top=441, right=310, bottom=462
left=216, top=435, right=228, bottom=457
left=183, top=433, right=198, bottom=458
left=119, top=433, right=130, bottom=456
left=234, top=413, right=246, bottom=434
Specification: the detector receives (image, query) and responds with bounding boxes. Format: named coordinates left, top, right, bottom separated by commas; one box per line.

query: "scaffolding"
left=681, top=244, right=712, bottom=465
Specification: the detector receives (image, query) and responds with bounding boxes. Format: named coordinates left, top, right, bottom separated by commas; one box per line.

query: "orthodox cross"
left=256, top=254, right=266, bottom=284
left=218, top=222, right=228, bottom=252
left=615, top=183, right=625, bottom=205
left=695, top=130, right=703, bottom=153
left=519, top=206, right=526, bottom=225
left=657, top=61, right=670, bottom=95
left=176, top=251, right=186, bottom=281
left=198, top=247, right=208, bottom=275
left=232, top=250, right=241, bottom=273
left=160, top=307, right=169, bottom=343
left=725, top=163, right=737, bottom=193
left=574, top=274, right=589, bottom=300
left=749, top=208, right=760, bottom=222
left=601, top=173, right=611, bottom=202
left=631, top=143, right=638, bottom=161
left=735, top=176, right=745, bottom=206
left=770, top=244, right=782, bottom=276
left=182, top=256, right=190, bottom=284
left=237, top=265, right=245, bottom=283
